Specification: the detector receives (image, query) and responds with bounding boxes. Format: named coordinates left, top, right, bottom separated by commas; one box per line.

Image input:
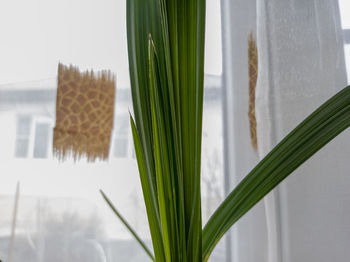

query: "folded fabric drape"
left=221, top=1, right=348, bottom=261
left=53, top=63, right=116, bottom=162
left=256, top=1, right=348, bottom=262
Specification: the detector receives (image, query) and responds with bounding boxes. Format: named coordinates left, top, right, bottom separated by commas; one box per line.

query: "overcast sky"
left=0, top=0, right=222, bottom=87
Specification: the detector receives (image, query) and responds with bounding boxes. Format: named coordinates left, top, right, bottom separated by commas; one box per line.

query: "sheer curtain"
left=222, top=0, right=350, bottom=262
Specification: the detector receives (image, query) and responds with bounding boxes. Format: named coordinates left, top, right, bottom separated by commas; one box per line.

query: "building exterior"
left=0, top=74, right=225, bottom=261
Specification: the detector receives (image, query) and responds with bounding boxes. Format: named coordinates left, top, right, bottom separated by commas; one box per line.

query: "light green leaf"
left=130, top=115, right=166, bottom=261
left=100, top=190, right=155, bottom=261
left=126, top=0, right=206, bottom=261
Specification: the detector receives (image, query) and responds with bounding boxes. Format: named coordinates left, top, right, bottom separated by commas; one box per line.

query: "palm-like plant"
left=101, top=0, right=350, bottom=261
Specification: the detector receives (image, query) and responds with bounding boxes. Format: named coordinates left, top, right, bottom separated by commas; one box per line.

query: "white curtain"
left=221, top=1, right=267, bottom=261
left=222, top=0, right=350, bottom=261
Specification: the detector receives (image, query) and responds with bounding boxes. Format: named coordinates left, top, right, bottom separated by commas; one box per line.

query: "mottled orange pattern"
left=53, top=63, right=116, bottom=161
left=248, top=32, right=258, bottom=151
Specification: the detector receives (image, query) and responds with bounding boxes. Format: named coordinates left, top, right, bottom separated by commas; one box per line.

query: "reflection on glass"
left=15, top=116, right=32, bottom=158
left=33, top=123, right=50, bottom=159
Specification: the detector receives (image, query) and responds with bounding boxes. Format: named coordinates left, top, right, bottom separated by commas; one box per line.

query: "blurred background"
left=1, top=0, right=350, bottom=262
left=0, top=0, right=224, bottom=261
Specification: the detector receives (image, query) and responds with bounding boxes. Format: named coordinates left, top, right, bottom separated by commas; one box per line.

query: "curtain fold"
left=256, top=0, right=349, bottom=262
left=221, top=1, right=267, bottom=262
left=222, top=0, right=350, bottom=261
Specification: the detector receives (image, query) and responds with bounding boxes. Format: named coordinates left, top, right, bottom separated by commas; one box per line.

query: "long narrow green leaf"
left=127, top=0, right=177, bottom=260
left=173, top=2, right=206, bottom=260
left=202, top=86, right=350, bottom=261
left=99, top=190, right=155, bottom=261
left=130, top=115, right=166, bottom=261
left=148, top=36, right=173, bottom=262
left=160, top=2, right=187, bottom=260
left=127, top=0, right=205, bottom=262
left=127, top=0, right=206, bottom=261
left=188, top=2, right=206, bottom=261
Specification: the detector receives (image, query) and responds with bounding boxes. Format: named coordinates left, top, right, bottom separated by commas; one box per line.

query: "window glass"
left=113, top=115, right=129, bottom=158
left=339, top=0, right=350, bottom=29
left=0, top=0, right=223, bottom=261
left=339, top=0, right=350, bottom=83
left=33, top=122, right=51, bottom=159
left=15, top=116, right=32, bottom=158
left=344, top=45, right=350, bottom=82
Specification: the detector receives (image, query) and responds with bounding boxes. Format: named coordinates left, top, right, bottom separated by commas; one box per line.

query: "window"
left=339, top=0, right=350, bottom=82
left=112, top=115, right=131, bottom=158
left=0, top=0, right=223, bottom=261
left=14, top=116, right=32, bottom=158
left=14, top=114, right=52, bottom=159
left=33, top=122, right=51, bottom=159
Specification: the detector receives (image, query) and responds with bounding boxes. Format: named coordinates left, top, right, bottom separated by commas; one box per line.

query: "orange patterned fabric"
left=248, top=32, right=258, bottom=151
left=53, top=63, right=116, bottom=161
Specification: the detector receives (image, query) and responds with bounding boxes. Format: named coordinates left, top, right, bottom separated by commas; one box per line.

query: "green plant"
left=101, top=0, right=350, bottom=261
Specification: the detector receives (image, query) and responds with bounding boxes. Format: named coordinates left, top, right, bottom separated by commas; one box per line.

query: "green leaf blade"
left=148, top=36, right=174, bottom=262
left=100, top=190, right=155, bottom=261
left=127, top=0, right=206, bottom=261
left=130, top=115, right=166, bottom=262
